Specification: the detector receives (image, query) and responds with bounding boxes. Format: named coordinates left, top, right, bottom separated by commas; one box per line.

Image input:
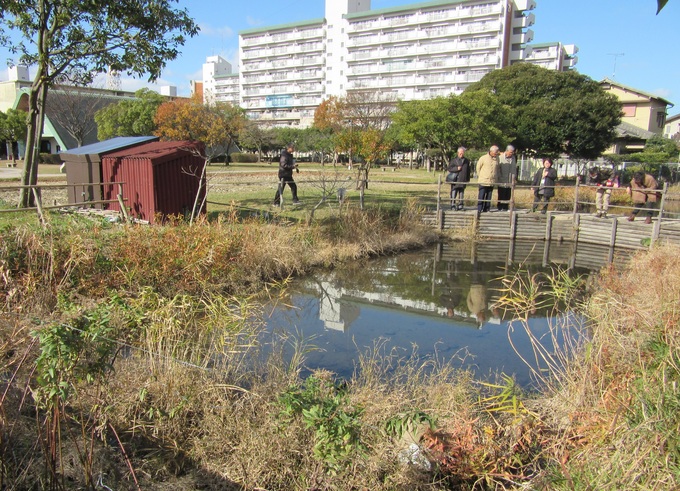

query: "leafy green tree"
left=466, top=63, right=621, bottom=159
left=94, top=89, right=165, bottom=140
left=239, top=121, right=277, bottom=162
left=645, top=134, right=680, bottom=157
left=0, top=0, right=198, bottom=207
left=391, top=91, right=512, bottom=160
left=0, top=108, right=28, bottom=163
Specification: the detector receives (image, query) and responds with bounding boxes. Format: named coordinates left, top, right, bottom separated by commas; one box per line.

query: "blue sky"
left=1, top=0, right=679, bottom=115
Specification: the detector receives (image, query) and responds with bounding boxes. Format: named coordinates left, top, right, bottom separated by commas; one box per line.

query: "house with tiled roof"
left=600, top=78, right=674, bottom=153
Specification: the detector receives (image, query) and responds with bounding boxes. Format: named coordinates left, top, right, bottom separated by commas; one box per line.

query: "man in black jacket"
left=273, top=143, right=300, bottom=206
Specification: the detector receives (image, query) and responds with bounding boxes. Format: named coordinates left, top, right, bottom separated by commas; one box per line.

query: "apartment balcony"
left=421, top=41, right=458, bottom=55
left=514, top=0, right=537, bottom=12
left=243, top=56, right=323, bottom=73
left=511, top=29, right=534, bottom=45
left=513, top=12, right=535, bottom=29
left=509, top=45, right=531, bottom=61
left=457, top=54, right=499, bottom=67
left=457, top=37, right=501, bottom=52
left=348, top=79, right=383, bottom=90
left=351, top=49, right=379, bottom=61
left=459, top=3, right=503, bottom=19
left=563, top=56, right=578, bottom=68
left=241, top=29, right=322, bottom=48
left=564, top=44, right=578, bottom=56
left=299, top=56, right=324, bottom=67
left=349, top=35, right=380, bottom=47
left=454, top=70, right=491, bottom=83
left=257, top=110, right=302, bottom=121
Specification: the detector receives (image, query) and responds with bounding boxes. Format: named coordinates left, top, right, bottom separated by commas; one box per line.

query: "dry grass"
left=529, top=244, right=680, bottom=489
left=3, top=202, right=678, bottom=489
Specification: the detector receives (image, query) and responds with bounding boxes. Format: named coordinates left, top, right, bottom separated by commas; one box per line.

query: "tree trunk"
left=19, top=81, right=44, bottom=208
left=190, top=158, right=208, bottom=225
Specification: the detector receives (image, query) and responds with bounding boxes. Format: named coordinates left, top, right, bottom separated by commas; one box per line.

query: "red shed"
left=101, top=140, right=205, bottom=223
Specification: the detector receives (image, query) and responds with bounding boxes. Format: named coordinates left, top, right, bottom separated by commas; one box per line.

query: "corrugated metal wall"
left=101, top=141, right=205, bottom=223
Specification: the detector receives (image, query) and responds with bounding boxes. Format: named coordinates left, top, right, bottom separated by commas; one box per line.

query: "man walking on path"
left=273, top=143, right=300, bottom=206
left=476, top=145, right=499, bottom=213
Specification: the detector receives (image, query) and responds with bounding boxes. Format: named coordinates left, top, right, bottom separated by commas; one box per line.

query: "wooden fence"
left=426, top=179, right=680, bottom=251
left=0, top=182, right=128, bottom=225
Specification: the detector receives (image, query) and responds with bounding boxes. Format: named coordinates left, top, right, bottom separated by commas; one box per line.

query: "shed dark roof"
left=61, top=136, right=159, bottom=156
left=103, top=140, right=202, bottom=162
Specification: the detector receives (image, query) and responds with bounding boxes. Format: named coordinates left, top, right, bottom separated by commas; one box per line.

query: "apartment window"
left=657, top=112, right=666, bottom=128
left=622, top=104, right=636, bottom=117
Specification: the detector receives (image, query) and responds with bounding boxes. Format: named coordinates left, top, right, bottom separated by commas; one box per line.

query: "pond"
left=262, top=240, right=621, bottom=387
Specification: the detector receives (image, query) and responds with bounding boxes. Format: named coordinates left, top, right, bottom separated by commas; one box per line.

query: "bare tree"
left=343, top=90, right=397, bottom=208
left=46, top=75, right=113, bottom=148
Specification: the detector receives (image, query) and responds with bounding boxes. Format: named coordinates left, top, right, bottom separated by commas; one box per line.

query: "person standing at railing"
left=273, top=143, right=300, bottom=206
left=531, top=158, right=557, bottom=214
left=496, top=145, right=516, bottom=211
left=626, top=171, right=658, bottom=224
left=588, top=166, right=620, bottom=218
left=476, top=145, right=499, bottom=213
left=446, top=146, right=470, bottom=210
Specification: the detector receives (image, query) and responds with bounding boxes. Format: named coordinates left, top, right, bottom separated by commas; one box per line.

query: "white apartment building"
left=521, top=42, right=577, bottom=71
left=204, top=0, right=575, bottom=127
left=202, top=55, right=240, bottom=104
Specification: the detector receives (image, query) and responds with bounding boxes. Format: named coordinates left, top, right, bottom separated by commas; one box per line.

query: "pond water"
left=262, top=240, right=620, bottom=387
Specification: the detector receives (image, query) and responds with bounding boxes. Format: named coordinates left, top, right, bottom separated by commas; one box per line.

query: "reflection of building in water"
left=311, top=279, right=485, bottom=331
left=318, top=281, right=360, bottom=332
left=307, top=239, right=620, bottom=333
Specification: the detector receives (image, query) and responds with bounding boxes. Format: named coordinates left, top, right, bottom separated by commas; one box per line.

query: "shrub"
left=39, top=153, right=62, bottom=164
left=230, top=152, right=259, bottom=163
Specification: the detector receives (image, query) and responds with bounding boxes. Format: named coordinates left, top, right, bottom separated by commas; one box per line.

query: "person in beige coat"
left=476, top=145, right=499, bottom=213
left=626, top=171, right=659, bottom=224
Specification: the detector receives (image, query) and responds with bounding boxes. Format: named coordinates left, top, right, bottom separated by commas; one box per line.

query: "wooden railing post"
left=117, top=183, right=130, bottom=223
left=509, top=174, right=516, bottom=212
left=278, top=178, right=285, bottom=209
left=32, top=186, right=46, bottom=226
left=651, top=182, right=668, bottom=247
left=437, top=174, right=442, bottom=213
left=572, top=178, right=580, bottom=219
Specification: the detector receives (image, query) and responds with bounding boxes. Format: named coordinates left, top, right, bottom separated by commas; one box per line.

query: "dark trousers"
left=477, top=186, right=493, bottom=213
left=497, top=186, right=511, bottom=210
left=450, top=185, right=465, bottom=209
left=631, top=201, right=655, bottom=217
left=273, top=178, right=298, bottom=204
left=532, top=192, right=551, bottom=213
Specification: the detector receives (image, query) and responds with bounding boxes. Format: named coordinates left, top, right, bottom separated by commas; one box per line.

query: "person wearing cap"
left=273, top=143, right=300, bottom=206
left=531, top=158, right=557, bottom=214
